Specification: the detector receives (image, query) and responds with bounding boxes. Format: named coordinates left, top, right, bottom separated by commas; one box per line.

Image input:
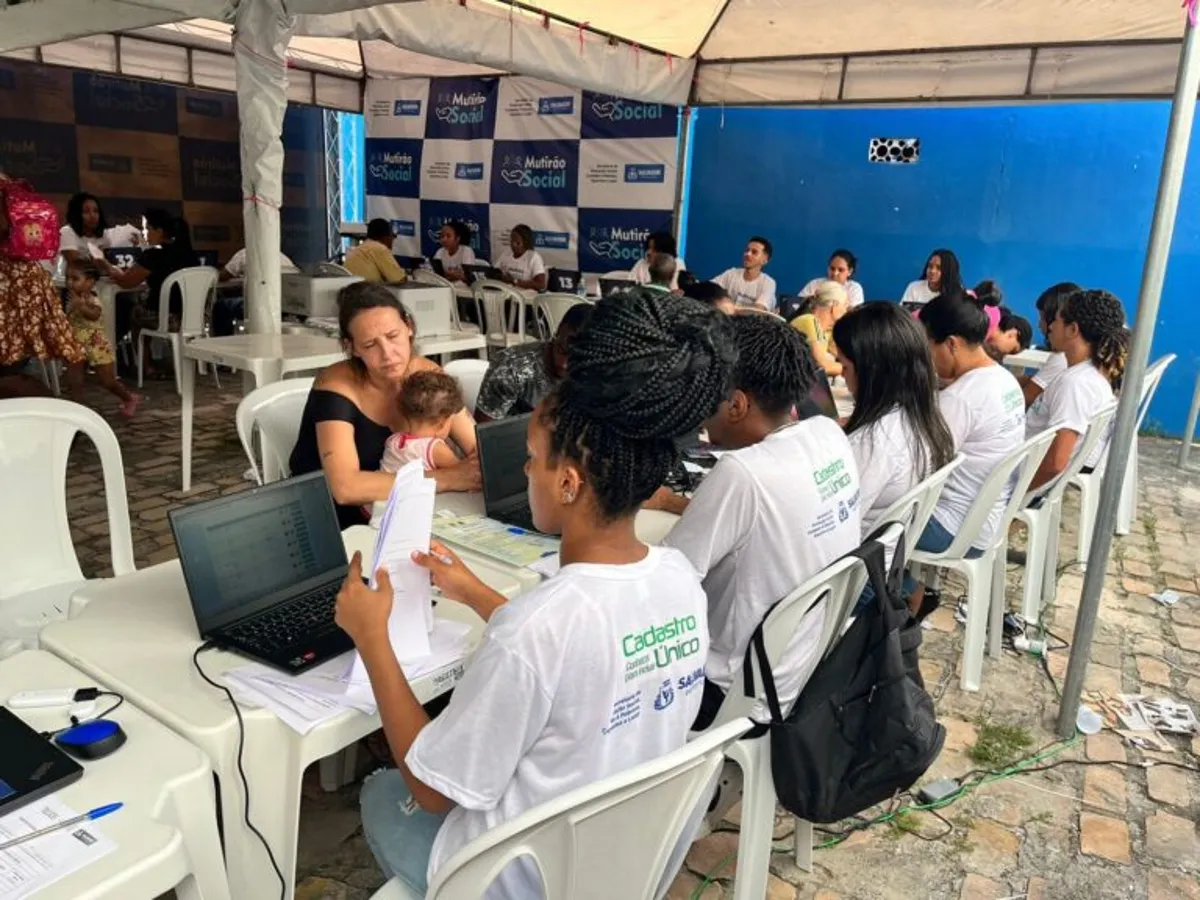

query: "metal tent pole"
left=1057, top=16, right=1200, bottom=738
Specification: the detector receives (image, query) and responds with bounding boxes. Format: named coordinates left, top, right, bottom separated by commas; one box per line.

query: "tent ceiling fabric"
left=0, top=0, right=1191, bottom=105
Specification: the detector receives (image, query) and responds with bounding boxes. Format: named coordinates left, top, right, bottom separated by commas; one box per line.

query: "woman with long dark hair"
left=58, top=192, right=109, bottom=268
left=901, top=248, right=964, bottom=307
left=833, top=302, right=955, bottom=536
left=109, top=208, right=200, bottom=346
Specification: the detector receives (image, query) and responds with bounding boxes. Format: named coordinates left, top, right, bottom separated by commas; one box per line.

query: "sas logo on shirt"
left=434, top=90, right=488, bottom=126
left=454, top=162, right=485, bottom=181
left=587, top=224, right=650, bottom=264
left=538, top=96, right=575, bottom=115
left=653, top=680, right=675, bottom=711
left=393, top=99, right=422, bottom=117
left=391, top=220, right=416, bottom=238
left=590, top=98, right=665, bottom=122
left=624, top=164, right=666, bottom=184
left=498, top=153, right=569, bottom=189
left=533, top=230, right=570, bottom=250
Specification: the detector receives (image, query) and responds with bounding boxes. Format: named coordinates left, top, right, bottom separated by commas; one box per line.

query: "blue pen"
left=0, top=803, right=123, bottom=852
left=507, top=527, right=526, bottom=535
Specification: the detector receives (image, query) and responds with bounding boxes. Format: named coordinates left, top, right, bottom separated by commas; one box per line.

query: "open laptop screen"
left=170, top=472, right=347, bottom=631
left=478, top=414, right=531, bottom=511
left=798, top=370, right=840, bottom=421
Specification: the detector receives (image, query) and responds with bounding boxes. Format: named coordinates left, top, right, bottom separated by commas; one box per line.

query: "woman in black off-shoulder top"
left=290, top=283, right=480, bottom=529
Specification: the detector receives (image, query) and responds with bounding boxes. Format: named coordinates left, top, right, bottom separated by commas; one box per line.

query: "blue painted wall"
left=683, top=104, right=1200, bottom=436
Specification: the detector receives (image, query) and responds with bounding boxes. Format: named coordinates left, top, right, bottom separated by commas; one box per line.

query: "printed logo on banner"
left=73, top=72, right=178, bottom=134
left=420, top=200, right=490, bottom=261
left=534, top=231, right=571, bottom=251
left=578, top=208, right=672, bottom=274
left=490, top=140, right=578, bottom=208
left=581, top=90, right=677, bottom=140
left=392, top=220, right=416, bottom=237
left=185, top=96, right=224, bottom=118
left=454, top=163, right=485, bottom=181
left=426, top=77, right=498, bottom=140
left=365, top=139, right=423, bottom=199
left=179, top=138, right=241, bottom=203
left=538, top=96, right=575, bottom=115
left=394, top=99, right=422, bottom=117
left=0, top=121, right=79, bottom=194
left=624, top=164, right=666, bottom=184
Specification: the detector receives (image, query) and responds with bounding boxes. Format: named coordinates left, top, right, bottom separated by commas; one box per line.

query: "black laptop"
left=799, top=369, right=841, bottom=421
left=430, top=258, right=447, bottom=277
left=168, top=472, right=353, bottom=673
left=547, top=268, right=582, bottom=293
left=394, top=254, right=424, bottom=272
left=477, top=414, right=538, bottom=532
left=0, top=708, right=83, bottom=816
left=599, top=277, right=629, bottom=297
left=463, top=263, right=503, bottom=285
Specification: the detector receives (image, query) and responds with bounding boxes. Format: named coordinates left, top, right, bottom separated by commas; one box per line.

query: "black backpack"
left=742, top=527, right=944, bottom=823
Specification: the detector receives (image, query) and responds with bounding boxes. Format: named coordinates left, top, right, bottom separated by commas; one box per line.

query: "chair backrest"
left=159, top=266, right=219, bottom=333
left=1037, top=402, right=1119, bottom=504
left=1087, top=353, right=1174, bottom=478
left=934, top=429, right=1057, bottom=560
left=474, top=280, right=527, bottom=342
left=0, top=399, right=135, bottom=601
left=411, top=268, right=454, bottom=290
left=314, top=261, right=354, bottom=276
left=235, top=378, right=315, bottom=485
left=708, top=542, right=877, bottom=729
left=875, top=455, right=965, bottom=565
left=536, top=293, right=589, bottom=339
left=444, top=359, right=491, bottom=414
left=601, top=270, right=632, bottom=280
left=426, top=718, right=753, bottom=900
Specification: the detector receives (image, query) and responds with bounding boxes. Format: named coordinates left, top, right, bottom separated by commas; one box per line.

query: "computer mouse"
left=54, top=719, right=127, bottom=760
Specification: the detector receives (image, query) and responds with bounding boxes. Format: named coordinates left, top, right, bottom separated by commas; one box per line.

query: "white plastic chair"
left=368, top=718, right=753, bottom=900
left=444, top=359, right=491, bottom=415
left=874, top=455, right=964, bottom=567
left=0, top=399, right=135, bottom=648
left=1070, top=353, right=1175, bottom=565
left=699, top=546, right=875, bottom=897
left=910, top=430, right=1056, bottom=692
left=137, top=266, right=219, bottom=394
left=314, top=261, right=354, bottom=276
left=535, top=293, right=589, bottom=340
left=474, top=279, right=536, bottom=353
left=234, top=378, right=314, bottom=485
left=411, top=269, right=480, bottom=335
left=1015, top=402, right=1118, bottom=625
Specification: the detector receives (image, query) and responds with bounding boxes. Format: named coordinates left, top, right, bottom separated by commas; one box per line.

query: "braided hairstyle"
left=541, top=287, right=736, bottom=520
left=1060, top=289, right=1128, bottom=390
left=729, top=312, right=822, bottom=415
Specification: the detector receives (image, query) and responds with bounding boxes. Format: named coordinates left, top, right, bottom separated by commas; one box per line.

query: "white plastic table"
left=40, top=526, right=523, bottom=900
left=0, top=651, right=230, bottom=900
left=180, top=333, right=346, bottom=490
left=1002, top=347, right=1051, bottom=374
left=415, top=331, right=488, bottom=360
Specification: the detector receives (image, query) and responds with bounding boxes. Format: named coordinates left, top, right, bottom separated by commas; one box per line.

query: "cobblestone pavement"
left=59, top=378, right=1200, bottom=900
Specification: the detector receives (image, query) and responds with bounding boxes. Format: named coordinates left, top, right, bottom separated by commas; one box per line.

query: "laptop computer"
left=463, top=263, right=503, bottom=285
left=430, top=257, right=446, bottom=277
left=168, top=472, right=354, bottom=674
left=547, top=268, right=582, bottom=293
left=394, top=254, right=424, bottom=272
left=798, top=369, right=841, bottom=421
left=477, top=413, right=538, bottom=532
left=103, top=246, right=141, bottom=270
left=0, top=707, right=84, bottom=815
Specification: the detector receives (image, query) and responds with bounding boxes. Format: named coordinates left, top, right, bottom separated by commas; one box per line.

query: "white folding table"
left=39, top=526, right=523, bottom=900
left=0, top=651, right=230, bottom=900
left=180, top=333, right=346, bottom=490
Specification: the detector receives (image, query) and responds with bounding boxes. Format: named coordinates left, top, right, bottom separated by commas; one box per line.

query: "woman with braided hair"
left=1026, top=288, right=1126, bottom=490
left=333, top=286, right=736, bottom=899
left=660, top=312, right=862, bottom=729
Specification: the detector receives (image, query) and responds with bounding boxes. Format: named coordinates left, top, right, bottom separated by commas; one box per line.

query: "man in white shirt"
left=1026, top=289, right=1125, bottom=490
left=657, top=314, right=861, bottom=727
left=630, top=230, right=686, bottom=291
left=1020, top=282, right=1080, bottom=407
left=213, top=247, right=300, bottom=335
left=218, top=246, right=298, bottom=281
left=713, top=236, right=776, bottom=310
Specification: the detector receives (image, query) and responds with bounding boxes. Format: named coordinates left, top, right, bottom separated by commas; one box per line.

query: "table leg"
left=181, top=355, right=196, bottom=492
left=163, top=766, right=233, bottom=900
left=256, top=361, right=285, bottom=484
left=100, top=282, right=118, bottom=352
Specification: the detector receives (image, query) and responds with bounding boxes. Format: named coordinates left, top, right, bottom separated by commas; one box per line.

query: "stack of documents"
left=432, top=514, right=560, bottom=568
left=0, top=797, right=116, bottom=900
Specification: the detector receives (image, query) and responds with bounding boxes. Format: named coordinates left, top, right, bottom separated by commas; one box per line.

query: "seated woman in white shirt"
left=900, top=248, right=964, bottom=307
left=1019, top=282, right=1081, bottom=407
left=652, top=313, right=862, bottom=729
left=800, top=248, right=864, bottom=308
left=1025, top=288, right=1126, bottom=491
left=432, top=221, right=477, bottom=283
left=630, top=230, right=686, bottom=290
left=495, top=223, right=547, bottom=292
left=906, top=294, right=1026, bottom=615
left=335, top=286, right=735, bottom=899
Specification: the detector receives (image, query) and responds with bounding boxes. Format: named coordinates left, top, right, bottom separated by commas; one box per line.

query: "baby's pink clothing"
left=381, top=433, right=445, bottom=473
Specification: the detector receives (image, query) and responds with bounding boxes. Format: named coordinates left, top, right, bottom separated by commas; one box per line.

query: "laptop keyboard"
left=501, top=502, right=538, bottom=533
left=224, top=582, right=340, bottom=654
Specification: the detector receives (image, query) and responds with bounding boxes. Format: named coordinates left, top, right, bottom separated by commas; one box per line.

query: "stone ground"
left=59, top=377, right=1200, bottom=900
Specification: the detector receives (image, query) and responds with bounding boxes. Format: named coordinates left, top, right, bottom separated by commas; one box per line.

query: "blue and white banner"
left=365, top=75, right=678, bottom=273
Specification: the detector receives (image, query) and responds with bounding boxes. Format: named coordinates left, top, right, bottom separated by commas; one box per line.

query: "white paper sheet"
left=0, top=797, right=117, bottom=900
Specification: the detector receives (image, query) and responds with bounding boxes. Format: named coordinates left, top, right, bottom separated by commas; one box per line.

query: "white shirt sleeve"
left=406, top=635, right=551, bottom=811
left=759, top=275, right=777, bottom=311
left=630, top=258, right=650, bottom=284
left=433, top=247, right=447, bottom=263
left=799, top=278, right=820, bottom=298
left=59, top=224, right=83, bottom=255
left=663, top=457, right=758, bottom=577
left=713, top=269, right=735, bottom=292
left=459, top=246, right=476, bottom=267
left=848, top=427, right=889, bottom=529
left=847, top=281, right=865, bottom=307
left=900, top=280, right=925, bottom=305
left=938, top=390, right=972, bottom=450
left=224, top=248, right=248, bottom=277
left=528, top=251, right=546, bottom=279
left=1043, top=370, right=1109, bottom=438
left=1031, top=352, right=1067, bottom=389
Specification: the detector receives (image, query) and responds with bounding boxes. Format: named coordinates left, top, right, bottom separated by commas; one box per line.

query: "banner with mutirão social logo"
left=364, top=74, right=677, bottom=273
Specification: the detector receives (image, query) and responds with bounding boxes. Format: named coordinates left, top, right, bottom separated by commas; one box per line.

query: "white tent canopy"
left=1, top=0, right=1190, bottom=107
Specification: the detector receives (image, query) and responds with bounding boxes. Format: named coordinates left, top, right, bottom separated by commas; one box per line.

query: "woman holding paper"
left=334, top=287, right=736, bottom=899
left=289, top=282, right=481, bottom=529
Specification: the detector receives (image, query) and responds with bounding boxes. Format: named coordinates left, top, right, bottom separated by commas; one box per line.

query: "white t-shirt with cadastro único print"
left=664, top=418, right=860, bottom=714
left=935, top=364, right=1025, bottom=549
left=406, top=546, right=708, bottom=900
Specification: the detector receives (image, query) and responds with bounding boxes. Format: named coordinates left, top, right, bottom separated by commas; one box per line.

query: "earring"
left=562, top=490, right=576, bottom=504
